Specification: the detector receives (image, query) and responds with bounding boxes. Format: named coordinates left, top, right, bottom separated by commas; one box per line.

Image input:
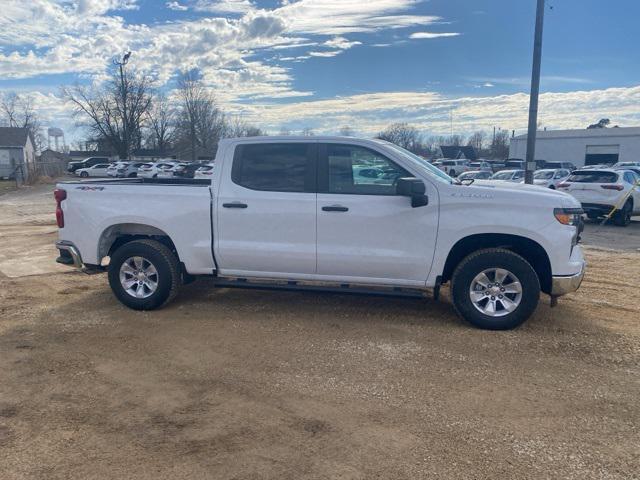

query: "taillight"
left=203, top=171, right=212, bottom=175
left=601, top=184, right=624, bottom=191
left=54, top=188, right=66, bottom=228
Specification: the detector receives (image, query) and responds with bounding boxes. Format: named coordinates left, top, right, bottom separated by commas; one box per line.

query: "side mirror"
left=397, top=177, right=429, bottom=208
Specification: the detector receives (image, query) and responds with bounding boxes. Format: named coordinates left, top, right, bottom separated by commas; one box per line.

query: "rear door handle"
left=223, top=202, right=248, bottom=209
left=322, top=205, right=349, bottom=212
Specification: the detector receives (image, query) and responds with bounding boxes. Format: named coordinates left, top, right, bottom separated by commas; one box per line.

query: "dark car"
left=67, top=156, right=111, bottom=173
left=173, top=162, right=209, bottom=179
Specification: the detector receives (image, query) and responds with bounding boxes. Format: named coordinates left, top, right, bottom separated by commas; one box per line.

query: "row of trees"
left=375, top=123, right=511, bottom=159
left=63, top=60, right=264, bottom=160
left=0, top=93, right=43, bottom=150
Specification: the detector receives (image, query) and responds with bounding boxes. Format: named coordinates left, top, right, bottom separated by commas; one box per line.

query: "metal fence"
left=9, top=160, right=68, bottom=186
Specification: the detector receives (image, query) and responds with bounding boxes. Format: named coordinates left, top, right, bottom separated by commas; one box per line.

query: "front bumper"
left=551, top=262, right=585, bottom=296
left=56, top=241, right=83, bottom=269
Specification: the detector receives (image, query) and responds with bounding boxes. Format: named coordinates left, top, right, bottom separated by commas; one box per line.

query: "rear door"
left=315, top=143, right=437, bottom=285
left=216, top=142, right=317, bottom=276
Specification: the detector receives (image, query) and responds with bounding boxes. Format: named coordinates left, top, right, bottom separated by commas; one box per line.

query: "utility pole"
left=114, top=51, right=132, bottom=160
left=525, top=0, right=546, bottom=184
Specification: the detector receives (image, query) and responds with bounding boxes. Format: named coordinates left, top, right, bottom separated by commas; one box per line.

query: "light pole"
left=525, top=0, right=546, bottom=184
left=114, top=52, right=132, bottom=160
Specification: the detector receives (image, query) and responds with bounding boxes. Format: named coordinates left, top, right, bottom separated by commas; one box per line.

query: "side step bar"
left=212, top=277, right=428, bottom=299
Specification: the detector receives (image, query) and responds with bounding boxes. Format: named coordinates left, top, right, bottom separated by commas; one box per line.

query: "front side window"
left=325, top=144, right=410, bottom=195
left=232, top=143, right=313, bottom=192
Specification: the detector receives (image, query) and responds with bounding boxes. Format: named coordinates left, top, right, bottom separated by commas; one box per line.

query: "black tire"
left=451, top=248, right=541, bottom=330
left=612, top=200, right=632, bottom=227
left=128, top=172, right=137, bottom=178
left=80, top=171, right=89, bottom=178
left=108, top=239, right=180, bottom=310
left=548, top=185, right=555, bottom=190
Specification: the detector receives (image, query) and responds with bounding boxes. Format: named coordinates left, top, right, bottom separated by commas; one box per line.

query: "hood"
left=454, top=179, right=581, bottom=208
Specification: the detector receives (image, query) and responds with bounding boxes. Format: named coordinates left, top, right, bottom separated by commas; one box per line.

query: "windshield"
left=568, top=171, right=618, bottom=183
left=534, top=170, right=554, bottom=180
left=492, top=171, right=513, bottom=180
left=384, top=143, right=454, bottom=184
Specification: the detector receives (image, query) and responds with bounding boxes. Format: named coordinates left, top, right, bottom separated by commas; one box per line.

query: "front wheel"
left=451, top=248, right=541, bottom=330
left=80, top=171, right=89, bottom=178
left=108, top=239, right=180, bottom=310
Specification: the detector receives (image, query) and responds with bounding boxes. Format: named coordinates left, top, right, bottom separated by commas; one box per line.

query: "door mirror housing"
left=396, top=177, right=428, bottom=208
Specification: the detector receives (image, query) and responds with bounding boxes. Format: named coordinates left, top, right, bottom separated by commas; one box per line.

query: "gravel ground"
left=0, top=184, right=639, bottom=479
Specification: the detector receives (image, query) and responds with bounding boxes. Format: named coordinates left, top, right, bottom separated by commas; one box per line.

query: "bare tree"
left=175, top=72, right=227, bottom=161
left=587, top=118, right=611, bottom=129
left=445, top=134, right=465, bottom=147
left=376, top=123, right=421, bottom=152
left=301, top=127, right=315, bottom=136
left=1, top=92, right=43, bottom=151
left=279, top=127, right=291, bottom=136
left=467, top=131, right=486, bottom=153
left=490, top=129, right=510, bottom=159
left=146, top=93, right=175, bottom=155
left=228, top=115, right=264, bottom=138
left=63, top=57, right=152, bottom=159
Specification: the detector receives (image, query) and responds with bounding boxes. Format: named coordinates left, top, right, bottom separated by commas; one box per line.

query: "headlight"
left=554, top=208, right=583, bottom=226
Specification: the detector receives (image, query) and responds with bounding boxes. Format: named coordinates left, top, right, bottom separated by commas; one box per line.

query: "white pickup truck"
left=55, top=137, right=585, bottom=330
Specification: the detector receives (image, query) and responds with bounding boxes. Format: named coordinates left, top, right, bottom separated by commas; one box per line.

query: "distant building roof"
left=0, top=127, right=31, bottom=147
left=513, top=126, right=640, bottom=140
left=440, top=145, right=477, bottom=161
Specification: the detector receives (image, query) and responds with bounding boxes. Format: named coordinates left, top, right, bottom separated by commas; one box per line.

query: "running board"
left=212, top=278, right=428, bottom=299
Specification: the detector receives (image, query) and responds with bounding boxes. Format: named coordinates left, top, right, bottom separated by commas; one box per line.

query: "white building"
left=509, top=127, right=640, bottom=167
left=0, top=127, right=36, bottom=180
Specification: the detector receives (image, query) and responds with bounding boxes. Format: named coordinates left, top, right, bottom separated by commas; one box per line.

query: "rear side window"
left=232, top=143, right=314, bottom=192
left=568, top=171, right=618, bottom=183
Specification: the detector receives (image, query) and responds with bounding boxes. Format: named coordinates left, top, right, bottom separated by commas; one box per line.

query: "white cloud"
left=166, top=1, right=188, bottom=11
left=410, top=32, right=460, bottom=39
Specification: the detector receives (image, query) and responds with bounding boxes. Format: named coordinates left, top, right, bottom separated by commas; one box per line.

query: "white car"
left=107, top=161, right=129, bottom=177
left=75, top=163, right=111, bottom=178
left=533, top=169, right=571, bottom=189
left=457, top=170, right=492, bottom=181
left=194, top=164, right=215, bottom=180
left=157, top=162, right=186, bottom=178
left=137, top=160, right=179, bottom=179
left=55, top=136, right=586, bottom=331
left=490, top=169, right=525, bottom=183
left=558, top=169, right=640, bottom=226
left=439, top=159, right=470, bottom=177
left=613, top=161, right=640, bottom=169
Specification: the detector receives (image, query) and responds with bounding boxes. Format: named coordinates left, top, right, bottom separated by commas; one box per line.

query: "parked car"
left=157, top=162, right=187, bottom=178
left=557, top=169, right=640, bottom=226
left=490, top=169, right=525, bottom=183
left=173, top=162, right=210, bottom=179
left=439, top=159, right=470, bottom=177
left=613, top=161, right=640, bottom=169
left=194, top=164, right=215, bottom=180
left=54, top=137, right=586, bottom=331
left=136, top=160, right=178, bottom=179
left=544, top=161, right=577, bottom=171
left=116, top=162, right=147, bottom=178
left=468, top=161, right=492, bottom=171
left=505, top=159, right=546, bottom=170
left=532, top=169, right=571, bottom=189
left=75, top=163, right=111, bottom=178
left=107, top=161, right=130, bottom=177
left=486, top=160, right=506, bottom=172
left=457, top=170, right=492, bottom=181
left=67, top=156, right=110, bottom=174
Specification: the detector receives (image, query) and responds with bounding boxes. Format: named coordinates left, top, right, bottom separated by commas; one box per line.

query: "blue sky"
left=1, top=0, right=639, bottom=141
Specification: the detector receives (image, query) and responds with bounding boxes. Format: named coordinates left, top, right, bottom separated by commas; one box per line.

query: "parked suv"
left=533, top=169, right=571, bottom=189
left=439, top=159, right=470, bottom=177
left=67, top=156, right=110, bottom=174
left=558, top=169, right=640, bottom=225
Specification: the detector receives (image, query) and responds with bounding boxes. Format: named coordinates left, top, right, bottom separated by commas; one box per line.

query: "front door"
left=316, top=143, right=438, bottom=286
left=216, top=142, right=317, bottom=277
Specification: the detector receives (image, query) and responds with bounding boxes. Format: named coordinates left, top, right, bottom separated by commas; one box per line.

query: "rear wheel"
left=451, top=248, right=540, bottom=330
left=613, top=200, right=632, bottom=227
left=80, top=171, right=89, bottom=178
left=108, top=239, right=179, bottom=310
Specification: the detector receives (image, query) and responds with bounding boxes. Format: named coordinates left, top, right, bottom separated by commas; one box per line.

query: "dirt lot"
left=1, top=184, right=639, bottom=479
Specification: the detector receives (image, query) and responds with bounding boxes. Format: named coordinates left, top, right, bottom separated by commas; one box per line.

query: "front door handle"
left=322, top=205, right=349, bottom=212
left=223, top=202, right=248, bottom=209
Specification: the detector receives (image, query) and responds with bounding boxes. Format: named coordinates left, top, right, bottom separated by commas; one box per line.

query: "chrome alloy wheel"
left=469, top=268, right=523, bottom=317
left=119, top=256, right=159, bottom=299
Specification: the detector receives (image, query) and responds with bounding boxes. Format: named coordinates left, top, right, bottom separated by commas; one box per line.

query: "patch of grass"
left=0, top=180, right=18, bottom=196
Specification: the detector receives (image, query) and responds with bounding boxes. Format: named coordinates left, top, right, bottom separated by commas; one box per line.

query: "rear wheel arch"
left=441, top=233, right=552, bottom=294
left=98, top=223, right=179, bottom=264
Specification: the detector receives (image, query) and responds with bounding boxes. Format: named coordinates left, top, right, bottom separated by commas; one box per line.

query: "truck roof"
left=219, top=136, right=387, bottom=145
